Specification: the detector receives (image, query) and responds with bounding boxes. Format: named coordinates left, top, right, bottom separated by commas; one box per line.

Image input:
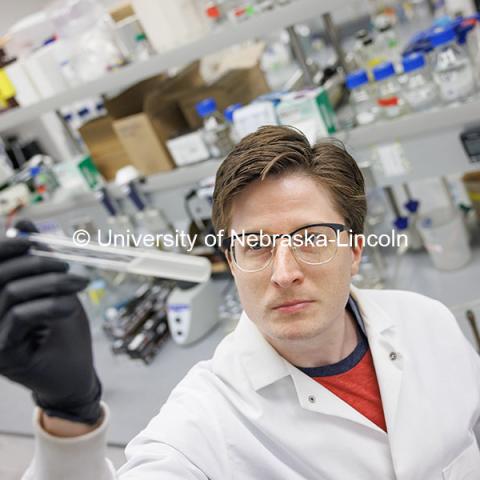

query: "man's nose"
left=270, top=243, right=304, bottom=288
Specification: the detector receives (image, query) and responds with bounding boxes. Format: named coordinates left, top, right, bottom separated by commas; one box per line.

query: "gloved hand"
left=0, top=220, right=102, bottom=425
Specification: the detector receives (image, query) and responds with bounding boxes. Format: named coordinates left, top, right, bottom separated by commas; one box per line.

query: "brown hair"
left=212, top=125, right=366, bottom=238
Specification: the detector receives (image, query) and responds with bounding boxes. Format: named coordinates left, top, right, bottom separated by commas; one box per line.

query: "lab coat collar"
left=234, top=285, right=396, bottom=392
left=234, top=311, right=291, bottom=391
left=349, top=285, right=396, bottom=335
left=234, top=285, right=404, bottom=434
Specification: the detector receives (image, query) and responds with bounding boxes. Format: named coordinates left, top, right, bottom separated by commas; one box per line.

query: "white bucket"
left=417, top=208, right=472, bottom=271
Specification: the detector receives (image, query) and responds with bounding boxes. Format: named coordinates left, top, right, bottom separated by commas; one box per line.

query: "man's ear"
left=350, top=234, right=364, bottom=277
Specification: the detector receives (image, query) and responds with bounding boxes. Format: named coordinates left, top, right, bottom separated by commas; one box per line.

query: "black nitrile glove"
left=0, top=220, right=102, bottom=425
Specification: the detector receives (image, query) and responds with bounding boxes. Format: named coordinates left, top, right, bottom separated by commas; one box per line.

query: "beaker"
left=417, top=207, right=471, bottom=270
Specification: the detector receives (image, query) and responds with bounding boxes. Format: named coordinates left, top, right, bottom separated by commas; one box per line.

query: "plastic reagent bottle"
left=402, top=52, right=439, bottom=111
left=196, top=98, right=234, bottom=158
left=429, top=25, right=475, bottom=102
left=346, top=69, right=379, bottom=126
left=372, top=61, right=407, bottom=119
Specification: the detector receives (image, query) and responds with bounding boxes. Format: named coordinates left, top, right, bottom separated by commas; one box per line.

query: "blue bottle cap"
left=429, top=26, right=456, bottom=47
left=224, top=103, right=242, bottom=123
left=77, top=107, right=90, bottom=117
left=195, top=98, right=217, bottom=118
left=394, top=216, right=409, bottom=230
left=372, top=62, right=396, bottom=82
left=404, top=199, right=420, bottom=213
left=346, top=69, right=369, bottom=90
left=402, top=53, right=426, bottom=73
left=30, top=166, right=41, bottom=177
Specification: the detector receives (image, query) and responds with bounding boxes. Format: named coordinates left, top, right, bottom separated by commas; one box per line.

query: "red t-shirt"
left=297, top=299, right=387, bottom=432
left=312, top=348, right=387, bottom=432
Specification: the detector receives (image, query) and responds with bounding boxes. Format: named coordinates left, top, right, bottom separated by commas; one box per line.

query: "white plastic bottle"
left=430, top=24, right=475, bottom=102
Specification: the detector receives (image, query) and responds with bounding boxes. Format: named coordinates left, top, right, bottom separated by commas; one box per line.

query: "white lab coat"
left=23, top=287, right=480, bottom=480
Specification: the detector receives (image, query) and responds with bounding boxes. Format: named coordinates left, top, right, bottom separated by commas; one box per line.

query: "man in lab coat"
left=0, top=125, right=479, bottom=479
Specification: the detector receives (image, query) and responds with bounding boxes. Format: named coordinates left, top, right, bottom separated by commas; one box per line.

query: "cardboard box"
left=180, top=65, right=271, bottom=130
left=109, top=2, right=135, bottom=23
left=104, top=64, right=203, bottom=175
left=79, top=116, right=131, bottom=181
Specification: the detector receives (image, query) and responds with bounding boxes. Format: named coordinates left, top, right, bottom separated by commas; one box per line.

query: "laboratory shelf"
left=337, top=96, right=480, bottom=149
left=337, top=96, right=480, bottom=188
left=0, top=0, right=347, bottom=133
left=12, top=159, right=222, bottom=221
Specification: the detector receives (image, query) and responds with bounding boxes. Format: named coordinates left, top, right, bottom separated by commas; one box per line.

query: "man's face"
left=227, top=173, right=363, bottom=345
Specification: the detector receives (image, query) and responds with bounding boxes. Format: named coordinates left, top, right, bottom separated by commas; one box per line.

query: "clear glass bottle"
left=430, top=25, right=476, bottom=102
left=345, top=69, right=379, bottom=126
left=372, top=61, right=407, bottom=119
left=402, top=52, right=439, bottom=111
left=196, top=98, right=234, bottom=158
left=224, top=103, right=243, bottom=143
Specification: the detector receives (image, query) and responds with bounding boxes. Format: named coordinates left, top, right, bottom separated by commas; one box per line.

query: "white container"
left=417, top=207, right=471, bottom=270
left=23, top=41, right=70, bottom=98
left=50, top=0, right=125, bottom=82
left=132, top=0, right=209, bottom=53
left=233, top=101, right=278, bottom=140
left=4, top=61, right=41, bottom=106
left=4, top=11, right=56, bottom=59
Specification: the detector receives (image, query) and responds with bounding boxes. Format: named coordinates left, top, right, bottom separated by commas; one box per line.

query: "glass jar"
left=402, top=52, right=439, bottom=111
left=346, top=69, right=379, bottom=126
left=196, top=97, right=234, bottom=158
left=430, top=25, right=475, bottom=102
left=372, top=61, right=407, bottom=119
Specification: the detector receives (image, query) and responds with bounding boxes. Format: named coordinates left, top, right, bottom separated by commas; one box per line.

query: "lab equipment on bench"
left=167, top=279, right=222, bottom=345
left=105, top=281, right=173, bottom=363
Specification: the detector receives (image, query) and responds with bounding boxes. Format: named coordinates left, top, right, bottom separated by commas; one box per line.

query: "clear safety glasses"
left=222, top=223, right=346, bottom=273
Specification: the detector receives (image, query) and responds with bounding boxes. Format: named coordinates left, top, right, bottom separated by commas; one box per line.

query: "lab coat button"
left=389, top=352, right=397, bottom=361
left=308, top=395, right=316, bottom=404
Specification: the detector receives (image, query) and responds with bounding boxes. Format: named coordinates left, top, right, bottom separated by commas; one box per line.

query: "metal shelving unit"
left=0, top=0, right=346, bottom=132
left=338, top=97, right=480, bottom=188
left=338, top=97, right=480, bottom=149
